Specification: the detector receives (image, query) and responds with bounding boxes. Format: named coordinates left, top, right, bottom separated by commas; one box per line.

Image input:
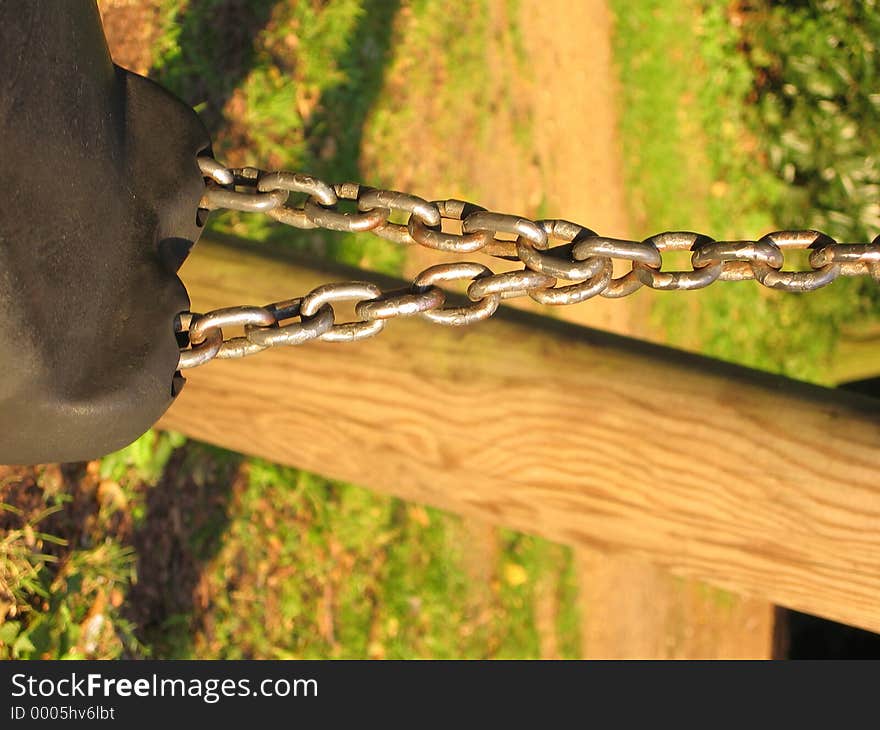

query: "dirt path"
left=517, top=0, right=631, bottom=238
left=516, top=0, right=645, bottom=334
left=389, top=0, right=648, bottom=657
left=395, top=0, right=646, bottom=339
left=390, top=0, right=774, bottom=658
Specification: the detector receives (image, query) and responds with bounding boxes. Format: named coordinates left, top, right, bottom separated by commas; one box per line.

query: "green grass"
left=1, top=478, right=140, bottom=660
left=609, top=0, right=879, bottom=383
left=113, top=446, right=578, bottom=660
left=151, top=0, right=407, bottom=275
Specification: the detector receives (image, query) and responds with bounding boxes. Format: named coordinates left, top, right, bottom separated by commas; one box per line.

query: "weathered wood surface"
left=161, top=238, right=880, bottom=634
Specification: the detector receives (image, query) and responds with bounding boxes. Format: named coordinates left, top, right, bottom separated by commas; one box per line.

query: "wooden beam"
left=161, top=238, right=880, bottom=634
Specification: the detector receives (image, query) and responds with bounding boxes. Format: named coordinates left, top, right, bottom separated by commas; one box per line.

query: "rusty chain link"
left=177, top=156, right=880, bottom=369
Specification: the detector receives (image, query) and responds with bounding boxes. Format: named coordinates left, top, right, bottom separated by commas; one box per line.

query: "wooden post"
left=161, top=238, right=880, bottom=635
left=831, top=320, right=880, bottom=384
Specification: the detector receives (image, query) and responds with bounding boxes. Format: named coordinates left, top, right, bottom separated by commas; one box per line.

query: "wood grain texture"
left=162, top=239, right=880, bottom=633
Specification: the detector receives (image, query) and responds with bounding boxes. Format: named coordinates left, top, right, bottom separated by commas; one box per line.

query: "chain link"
left=178, top=157, right=880, bottom=369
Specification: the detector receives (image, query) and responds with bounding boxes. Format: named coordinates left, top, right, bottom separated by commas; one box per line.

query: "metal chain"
left=177, top=156, right=880, bottom=369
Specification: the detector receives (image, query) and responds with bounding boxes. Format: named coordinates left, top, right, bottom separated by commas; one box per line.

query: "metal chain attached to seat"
left=177, top=157, right=880, bottom=369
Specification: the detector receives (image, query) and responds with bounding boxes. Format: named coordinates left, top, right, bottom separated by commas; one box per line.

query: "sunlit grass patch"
left=609, top=0, right=879, bottom=382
